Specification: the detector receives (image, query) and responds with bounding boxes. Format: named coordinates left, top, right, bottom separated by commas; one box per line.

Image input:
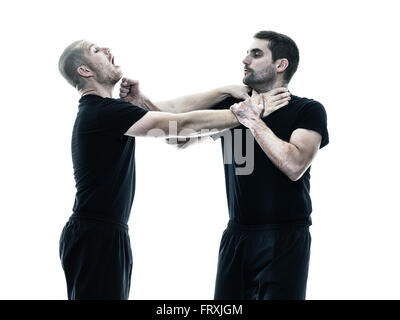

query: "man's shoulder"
left=101, top=97, right=132, bottom=108
left=289, top=94, right=326, bottom=115
left=79, top=95, right=131, bottom=107
left=290, top=94, right=323, bottom=108
left=90, top=97, right=144, bottom=116
left=289, top=94, right=329, bottom=147
left=75, top=96, right=130, bottom=125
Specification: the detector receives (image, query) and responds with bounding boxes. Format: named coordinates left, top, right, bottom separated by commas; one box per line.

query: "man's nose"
left=103, top=47, right=110, bottom=55
left=242, top=55, right=250, bottom=65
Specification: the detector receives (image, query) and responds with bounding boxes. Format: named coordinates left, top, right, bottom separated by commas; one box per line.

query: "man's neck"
left=252, top=79, right=288, bottom=94
left=80, top=82, right=114, bottom=98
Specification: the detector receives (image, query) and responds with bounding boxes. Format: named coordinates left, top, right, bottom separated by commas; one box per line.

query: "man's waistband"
left=227, top=219, right=310, bottom=232
left=70, top=212, right=129, bottom=231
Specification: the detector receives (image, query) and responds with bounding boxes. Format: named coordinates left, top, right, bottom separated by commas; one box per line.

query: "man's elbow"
left=178, top=114, right=202, bottom=136
left=286, top=164, right=306, bottom=181
left=171, top=114, right=198, bottom=137
left=287, top=171, right=303, bottom=181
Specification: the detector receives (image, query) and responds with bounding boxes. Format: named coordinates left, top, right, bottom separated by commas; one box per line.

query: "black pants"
left=214, top=220, right=311, bottom=300
left=59, top=215, right=133, bottom=300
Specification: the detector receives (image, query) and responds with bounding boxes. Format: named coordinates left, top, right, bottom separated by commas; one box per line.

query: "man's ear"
left=77, top=65, right=93, bottom=78
left=275, top=59, right=289, bottom=73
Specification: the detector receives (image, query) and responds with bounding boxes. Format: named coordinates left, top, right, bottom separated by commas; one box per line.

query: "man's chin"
left=114, top=69, right=123, bottom=83
left=109, top=73, right=123, bottom=87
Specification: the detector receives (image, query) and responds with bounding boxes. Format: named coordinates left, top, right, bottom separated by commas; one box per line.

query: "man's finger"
left=274, top=101, right=289, bottom=110
left=121, top=78, right=138, bottom=86
left=120, top=81, right=132, bottom=88
left=272, top=97, right=290, bottom=107
left=278, top=96, right=291, bottom=104
left=271, top=92, right=291, bottom=102
left=121, top=87, right=130, bottom=93
left=240, top=87, right=251, bottom=98
left=251, top=96, right=261, bottom=108
left=230, top=103, right=240, bottom=112
left=267, top=87, right=288, bottom=96
left=251, top=94, right=260, bottom=104
left=251, top=90, right=260, bottom=98
left=240, top=92, right=251, bottom=100
left=126, top=79, right=139, bottom=86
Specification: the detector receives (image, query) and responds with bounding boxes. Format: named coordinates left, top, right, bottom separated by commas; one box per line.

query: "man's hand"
left=119, top=77, right=160, bottom=111
left=220, top=85, right=251, bottom=100
left=231, top=88, right=290, bottom=127
left=230, top=98, right=263, bottom=128
left=259, top=87, right=291, bottom=117
left=119, top=77, right=144, bottom=105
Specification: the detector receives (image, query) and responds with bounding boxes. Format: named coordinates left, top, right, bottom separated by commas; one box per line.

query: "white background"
left=0, top=0, right=399, bottom=300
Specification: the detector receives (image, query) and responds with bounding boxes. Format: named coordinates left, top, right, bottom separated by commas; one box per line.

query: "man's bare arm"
left=119, top=78, right=250, bottom=113
left=249, top=123, right=321, bottom=181
left=231, top=100, right=321, bottom=181
left=124, top=109, right=239, bottom=137
left=155, top=86, right=251, bottom=113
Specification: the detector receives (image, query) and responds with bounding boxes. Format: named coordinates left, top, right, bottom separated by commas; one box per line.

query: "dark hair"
left=254, top=31, right=299, bottom=83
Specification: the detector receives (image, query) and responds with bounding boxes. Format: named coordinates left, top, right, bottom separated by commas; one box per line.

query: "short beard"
left=243, top=64, right=275, bottom=91
left=89, top=62, right=122, bottom=86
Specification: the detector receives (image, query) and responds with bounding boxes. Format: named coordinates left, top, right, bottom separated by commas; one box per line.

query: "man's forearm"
left=248, top=119, right=303, bottom=181
left=156, top=88, right=231, bottom=113
left=137, top=95, right=161, bottom=111
left=179, top=109, right=239, bottom=136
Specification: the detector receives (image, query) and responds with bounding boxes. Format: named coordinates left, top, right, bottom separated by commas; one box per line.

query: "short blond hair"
left=58, top=40, right=87, bottom=90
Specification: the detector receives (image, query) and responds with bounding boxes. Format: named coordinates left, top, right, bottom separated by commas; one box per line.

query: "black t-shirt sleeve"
left=100, top=99, right=148, bottom=135
left=293, top=101, right=329, bottom=148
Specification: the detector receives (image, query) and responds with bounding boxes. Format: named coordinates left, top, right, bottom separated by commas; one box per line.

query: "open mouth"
left=110, top=54, right=119, bottom=68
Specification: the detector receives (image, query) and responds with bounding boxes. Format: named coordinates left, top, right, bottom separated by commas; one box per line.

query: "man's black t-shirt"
left=212, top=94, right=329, bottom=225
left=71, top=95, right=148, bottom=224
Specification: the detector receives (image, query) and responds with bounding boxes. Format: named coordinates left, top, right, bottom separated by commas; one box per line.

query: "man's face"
left=242, top=38, right=276, bottom=87
left=81, top=41, right=123, bottom=85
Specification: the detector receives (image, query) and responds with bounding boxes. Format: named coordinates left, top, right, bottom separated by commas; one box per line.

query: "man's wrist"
left=217, top=87, right=232, bottom=100
left=248, top=118, right=266, bottom=132
left=128, top=95, right=145, bottom=108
